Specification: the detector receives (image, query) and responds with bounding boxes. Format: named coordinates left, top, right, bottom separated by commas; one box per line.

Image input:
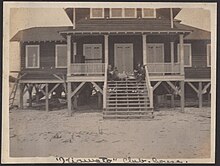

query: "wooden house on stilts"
left=10, top=7, right=211, bottom=119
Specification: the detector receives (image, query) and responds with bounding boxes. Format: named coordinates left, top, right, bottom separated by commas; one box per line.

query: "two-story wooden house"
left=10, top=8, right=211, bottom=118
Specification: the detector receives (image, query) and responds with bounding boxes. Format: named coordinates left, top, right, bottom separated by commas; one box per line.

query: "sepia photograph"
left=2, top=1, right=217, bottom=164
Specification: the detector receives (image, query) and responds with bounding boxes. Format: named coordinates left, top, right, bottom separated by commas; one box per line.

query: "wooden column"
left=179, top=34, right=184, bottom=75
left=170, top=8, right=174, bottom=28
left=142, top=34, right=147, bottom=65
left=103, top=35, right=109, bottom=109
left=19, top=83, right=24, bottom=109
left=67, top=82, right=72, bottom=115
left=73, top=95, right=77, bottom=109
left=97, top=92, right=102, bottom=109
left=73, top=42, right=76, bottom=63
left=67, top=35, right=72, bottom=76
left=180, top=81, right=185, bottom=112
left=45, top=83, right=49, bottom=112
left=28, top=84, right=33, bottom=107
left=170, top=42, right=174, bottom=73
left=35, top=84, right=40, bottom=103
left=104, top=35, right=109, bottom=65
left=171, top=94, right=175, bottom=108
left=198, top=82, right=203, bottom=108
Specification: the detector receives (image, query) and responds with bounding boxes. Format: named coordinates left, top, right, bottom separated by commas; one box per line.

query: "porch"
left=62, top=32, right=187, bottom=114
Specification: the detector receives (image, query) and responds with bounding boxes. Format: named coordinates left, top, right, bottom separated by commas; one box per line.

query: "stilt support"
left=19, top=83, right=25, bottom=109
left=45, top=83, right=49, bottom=112
left=180, top=81, right=184, bottom=112
left=28, top=84, right=33, bottom=107
left=67, top=82, right=72, bottom=115
left=198, top=82, right=203, bottom=108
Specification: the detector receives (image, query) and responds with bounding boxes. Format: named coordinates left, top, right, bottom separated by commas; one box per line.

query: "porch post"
left=19, top=83, right=24, bottom=109
left=180, top=81, right=185, bottom=112
left=67, top=35, right=72, bottom=76
left=170, top=42, right=174, bottom=73
left=104, top=35, right=109, bottom=65
left=67, top=82, right=72, bottom=115
left=103, top=35, right=109, bottom=109
left=28, top=84, right=33, bottom=107
left=179, top=34, right=184, bottom=75
left=45, top=83, right=49, bottom=112
left=198, top=82, right=203, bottom=108
left=142, top=34, right=147, bottom=65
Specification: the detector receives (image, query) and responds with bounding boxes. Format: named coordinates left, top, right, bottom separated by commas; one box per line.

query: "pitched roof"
left=73, top=19, right=187, bottom=32
left=174, top=22, right=211, bottom=40
left=10, top=22, right=210, bottom=42
left=10, top=26, right=72, bottom=42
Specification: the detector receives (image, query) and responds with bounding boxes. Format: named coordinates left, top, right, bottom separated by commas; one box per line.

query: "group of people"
left=107, top=64, right=146, bottom=82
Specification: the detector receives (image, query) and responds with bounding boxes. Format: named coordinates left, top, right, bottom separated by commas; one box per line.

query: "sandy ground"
left=9, top=107, right=211, bottom=159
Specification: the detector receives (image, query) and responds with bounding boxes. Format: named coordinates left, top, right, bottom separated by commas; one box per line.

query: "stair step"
left=107, top=96, right=149, bottom=99
left=107, top=99, right=149, bottom=102
left=108, top=83, right=146, bottom=85
left=108, top=80, right=145, bottom=82
left=104, top=110, right=152, bottom=113
left=106, top=106, right=150, bottom=110
left=107, top=86, right=146, bottom=89
left=108, top=93, right=148, bottom=97
left=103, top=114, right=152, bottom=119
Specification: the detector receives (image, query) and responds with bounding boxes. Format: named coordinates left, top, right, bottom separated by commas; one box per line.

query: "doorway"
left=114, top=43, right=134, bottom=73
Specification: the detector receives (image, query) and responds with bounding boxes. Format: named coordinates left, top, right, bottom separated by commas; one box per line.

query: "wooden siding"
left=20, top=41, right=67, bottom=80
left=20, top=36, right=211, bottom=80
left=174, top=40, right=211, bottom=79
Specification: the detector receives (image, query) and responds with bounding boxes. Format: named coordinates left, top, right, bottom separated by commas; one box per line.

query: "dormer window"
left=110, top=8, right=136, bottom=18
left=90, top=8, right=104, bottom=18
left=142, top=8, right=156, bottom=18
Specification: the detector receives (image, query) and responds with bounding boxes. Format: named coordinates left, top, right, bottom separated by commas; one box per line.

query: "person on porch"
left=107, top=65, right=114, bottom=81
left=112, top=67, right=120, bottom=81
left=134, top=64, right=146, bottom=82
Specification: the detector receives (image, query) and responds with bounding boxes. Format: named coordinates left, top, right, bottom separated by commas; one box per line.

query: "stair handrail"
left=103, top=63, right=108, bottom=109
left=144, top=65, right=153, bottom=109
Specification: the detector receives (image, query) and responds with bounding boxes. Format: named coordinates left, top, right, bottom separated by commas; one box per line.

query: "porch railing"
left=69, top=63, right=105, bottom=75
left=144, top=65, right=153, bottom=109
left=146, top=63, right=180, bottom=74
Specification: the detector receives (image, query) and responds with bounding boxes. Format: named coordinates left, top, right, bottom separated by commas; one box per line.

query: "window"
left=124, top=8, right=136, bottom=18
left=177, top=44, right=192, bottom=67
left=56, top=45, right=67, bottom=68
left=90, top=8, right=104, bottom=18
left=142, top=8, right=156, bottom=18
left=110, top=8, right=136, bottom=18
left=83, top=44, right=102, bottom=63
left=207, top=44, right=211, bottom=67
left=25, top=45, right=40, bottom=68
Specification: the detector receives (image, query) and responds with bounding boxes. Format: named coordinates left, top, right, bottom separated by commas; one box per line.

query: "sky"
left=9, top=8, right=211, bottom=72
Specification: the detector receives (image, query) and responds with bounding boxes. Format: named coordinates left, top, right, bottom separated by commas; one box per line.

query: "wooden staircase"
left=103, top=78, right=154, bottom=119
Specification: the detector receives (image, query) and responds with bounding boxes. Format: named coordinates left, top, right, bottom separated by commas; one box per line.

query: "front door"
left=146, top=43, right=164, bottom=63
left=114, top=43, right=133, bottom=73
left=83, top=44, right=102, bottom=63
